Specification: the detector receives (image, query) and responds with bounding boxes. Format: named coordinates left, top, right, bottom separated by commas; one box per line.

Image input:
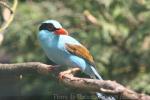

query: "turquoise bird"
left=38, top=20, right=115, bottom=100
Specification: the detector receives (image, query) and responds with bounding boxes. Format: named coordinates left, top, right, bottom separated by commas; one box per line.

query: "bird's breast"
left=40, top=39, right=69, bottom=65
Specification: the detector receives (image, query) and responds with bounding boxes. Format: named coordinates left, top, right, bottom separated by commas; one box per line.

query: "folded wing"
left=65, top=43, right=95, bottom=67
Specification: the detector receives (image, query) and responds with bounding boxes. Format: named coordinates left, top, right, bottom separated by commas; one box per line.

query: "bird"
left=38, top=20, right=115, bottom=100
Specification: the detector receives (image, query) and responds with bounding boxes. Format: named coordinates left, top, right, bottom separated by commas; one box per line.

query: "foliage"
left=0, top=0, right=150, bottom=99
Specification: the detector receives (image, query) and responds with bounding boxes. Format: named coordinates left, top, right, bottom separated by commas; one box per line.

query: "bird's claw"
left=47, top=66, right=54, bottom=71
left=48, top=65, right=61, bottom=72
left=59, top=72, right=66, bottom=80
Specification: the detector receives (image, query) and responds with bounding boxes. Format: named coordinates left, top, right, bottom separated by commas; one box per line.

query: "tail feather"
left=90, top=66, right=116, bottom=100
left=90, top=66, right=103, bottom=80
left=96, top=92, right=115, bottom=100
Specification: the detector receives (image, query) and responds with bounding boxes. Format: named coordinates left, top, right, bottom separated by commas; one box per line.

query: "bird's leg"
left=48, top=65, right=61, bottom=71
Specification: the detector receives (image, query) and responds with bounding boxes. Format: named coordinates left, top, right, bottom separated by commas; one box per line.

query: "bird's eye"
left=39, top=23, right=56, bottom=31
left=47, top=24, right=56, bottom=31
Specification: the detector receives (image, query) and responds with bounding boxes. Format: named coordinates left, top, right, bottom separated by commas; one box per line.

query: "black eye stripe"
left=39, top=23, right=56, bottom=31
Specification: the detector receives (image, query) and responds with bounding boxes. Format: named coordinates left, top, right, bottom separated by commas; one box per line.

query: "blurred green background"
left=0, top=0, right=150, bottom=100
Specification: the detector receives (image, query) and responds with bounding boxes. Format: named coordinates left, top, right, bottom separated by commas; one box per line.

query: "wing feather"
left=65, top=43, right=95, bottom=67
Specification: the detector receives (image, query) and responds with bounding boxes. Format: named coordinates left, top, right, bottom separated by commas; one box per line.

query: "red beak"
left=54, top=28, right=68, bottom=35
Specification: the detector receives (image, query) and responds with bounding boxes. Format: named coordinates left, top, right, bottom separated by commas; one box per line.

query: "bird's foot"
left=48, top=65, right=61, bottom=72
left=59, top=72, right=66, bottom=80
left=59, top=68, right=79, bottom=80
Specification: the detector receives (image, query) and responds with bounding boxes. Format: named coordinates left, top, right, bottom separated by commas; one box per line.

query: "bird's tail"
left=90, top=66, right=116, bottom=100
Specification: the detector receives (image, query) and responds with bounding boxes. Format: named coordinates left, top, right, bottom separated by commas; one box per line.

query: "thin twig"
left=0, top=0, right=18, bottom=33
left=0, top=1, right=13, bottom=13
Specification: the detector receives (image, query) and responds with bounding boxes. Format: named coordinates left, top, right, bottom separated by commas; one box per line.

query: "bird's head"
left=39, top=20, right=68, bottom=35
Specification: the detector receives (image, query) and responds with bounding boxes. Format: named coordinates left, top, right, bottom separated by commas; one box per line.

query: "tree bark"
left=0, top=62, right=52, bottom=75
left=0, top=62, right=149, bottom=100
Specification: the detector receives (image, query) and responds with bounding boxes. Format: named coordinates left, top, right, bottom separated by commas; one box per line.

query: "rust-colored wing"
left=65, top=43, right=95, bottom=67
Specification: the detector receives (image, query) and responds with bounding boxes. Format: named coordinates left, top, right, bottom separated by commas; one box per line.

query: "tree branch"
left=0, top=0, right=18, bottom=33
left=0, top=0, right=18, bottom=45
left=59, top=68, right=150, bottom=100
left=0, top=62, right=149, bottom=100
left=0, top=62, right=52, bottom=75
left=0, top=1, right=13, bottom=13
